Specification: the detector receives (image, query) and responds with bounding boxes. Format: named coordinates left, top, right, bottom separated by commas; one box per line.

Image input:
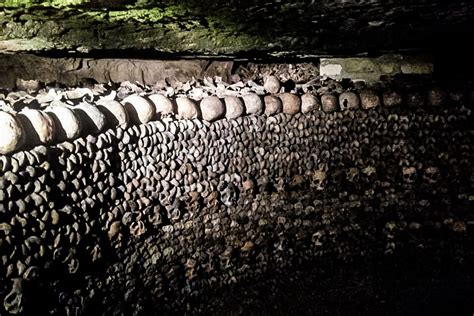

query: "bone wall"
left=0, top=90, right=473, bottom=314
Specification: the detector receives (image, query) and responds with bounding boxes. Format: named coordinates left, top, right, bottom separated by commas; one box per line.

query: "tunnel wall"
left=0, top=54, right=235, bottom=89
left=0, top=94, right=473, bottom=314
left=1, top=0, right=474, bottom=56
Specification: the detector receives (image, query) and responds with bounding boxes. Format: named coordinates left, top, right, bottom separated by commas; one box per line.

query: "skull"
left=311, top=231, right=325, bottom=246
left=290, top=174, right=306, bottom=188
left=402, top=166, right=417, bottom=183
left=346, top=168, right=360, bottom=182
left=423, top=166, right=440, bottom=184
left=4, top=278, right=23, bottom=314
left=147, top=206, right=163, bottom=226
left=219, top=182, right=239, bottom=206
left=311, top=170, right=327, bottom=190
left=205, top=191, right=219, bottom=207
left=185, top=258, right=197, bottom=280
left=362, top=165, right=377, bottom=177
left=242, top=179, right=256, bottom=193
left=274, top=177, right=286, bottom=192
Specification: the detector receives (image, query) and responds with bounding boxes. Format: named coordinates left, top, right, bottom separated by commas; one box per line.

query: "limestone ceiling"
left=0, top=1, right=473, bottom=57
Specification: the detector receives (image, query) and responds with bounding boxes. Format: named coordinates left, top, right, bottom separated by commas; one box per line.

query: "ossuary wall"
left=0, top=87, right=473, bottom=315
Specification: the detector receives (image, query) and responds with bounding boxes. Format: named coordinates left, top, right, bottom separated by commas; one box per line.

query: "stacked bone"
left=0, top=76, right=468, bottom=155
left=0, top=80, right=472, bottom=314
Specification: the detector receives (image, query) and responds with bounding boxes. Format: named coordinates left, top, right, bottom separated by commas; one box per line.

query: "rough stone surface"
left=0, top=1, right=472, bottom=57
left=321, top=55, right=433, bottom=82
left=0, top=54, right=233, bottom=89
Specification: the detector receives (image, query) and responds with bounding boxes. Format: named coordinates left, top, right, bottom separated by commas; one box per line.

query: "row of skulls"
left=0, top=81, right=469, bottom=155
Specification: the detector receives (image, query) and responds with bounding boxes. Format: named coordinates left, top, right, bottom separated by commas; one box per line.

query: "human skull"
left=362, top=165, right=377, bottom=177
left=402, top=166, right=417, bottom=183
left=423, top=166, right=440, bottom=184
left=3, top=278, right=23, bottom=314
left=346, top=168, right=360, bottom=182
left=311, top=170, right=327, bottom=190
left=311, top=231, right=325, bottom=246
left=219, top=182, right=239, bottom=206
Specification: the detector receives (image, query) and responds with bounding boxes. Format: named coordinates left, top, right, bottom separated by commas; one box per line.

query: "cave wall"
left=0, top=89, right=473, bottom=314
left=0, top=53, right=234, bottom=89
left=1, top=0, right=473, bottom=56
